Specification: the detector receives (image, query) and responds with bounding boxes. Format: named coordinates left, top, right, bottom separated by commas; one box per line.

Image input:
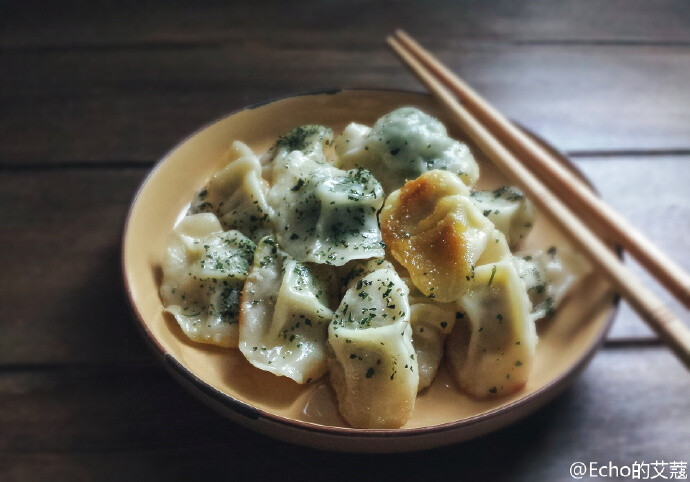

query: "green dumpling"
left=334, top=107, right=479, bottom=193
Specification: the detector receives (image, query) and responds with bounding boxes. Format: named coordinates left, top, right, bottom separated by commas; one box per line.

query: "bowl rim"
left=121, top=87, right=619, bottom=438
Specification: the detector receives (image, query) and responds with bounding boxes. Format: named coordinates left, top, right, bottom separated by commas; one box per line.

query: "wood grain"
left=0, top=348, right=687, bottom=481
left=0, top=168, right=151, bottom=365
left=3, top=44, right=690, bottom=164
left=4, top=0, right=690, bottom=50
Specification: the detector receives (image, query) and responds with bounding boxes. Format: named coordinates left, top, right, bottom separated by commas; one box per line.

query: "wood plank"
left=0, top=348, right=687, bottom=481
left=3, top=43, right=690, bottom=164
left=4, top=0, right=690, bottom=50
left=1, top=159, right=686, bottom=364
left=574, top=156, right=690, bottom=339
left=0, top=168, right=152, bottom=365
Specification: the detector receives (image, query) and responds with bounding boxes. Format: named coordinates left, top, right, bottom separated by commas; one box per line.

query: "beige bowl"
left=122, top=89, right=617, bottom=452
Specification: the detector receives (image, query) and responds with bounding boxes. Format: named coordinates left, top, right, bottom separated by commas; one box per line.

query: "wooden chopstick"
left=387, top=35, right=690, bottom=369
left=394, top=29, right=690, bottom=311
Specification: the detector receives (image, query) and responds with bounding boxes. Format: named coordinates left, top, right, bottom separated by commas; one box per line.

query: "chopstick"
left=394, top=29, right=690, bottom=311
left=387, top=34, right=690, bottom=369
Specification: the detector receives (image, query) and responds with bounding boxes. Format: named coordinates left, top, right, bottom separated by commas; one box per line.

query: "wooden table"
left=2, top=1, right=689, bottom=480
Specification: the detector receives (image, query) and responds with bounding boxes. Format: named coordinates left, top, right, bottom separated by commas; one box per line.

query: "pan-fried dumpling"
left=380, top=169, right=494, bottom=302
left=513, top=246, right=591, bottom=322
left=189, top=141, right=274, bottom=242
left=470, top=186, right=535, bottom=247
left=334, top=107, right=479, bottom=193
left=160, top=213, right=256, bottom=348
left=328, top=268, right=418, bottom=428
left=447, top=261, right=537, bottom=398
left=239, top=237, right=334, bottom=384
left=269, top=150, right=385, bottom=266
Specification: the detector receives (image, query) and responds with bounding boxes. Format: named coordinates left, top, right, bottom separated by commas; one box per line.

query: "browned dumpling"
left=380, top=170, right=495, bottom=302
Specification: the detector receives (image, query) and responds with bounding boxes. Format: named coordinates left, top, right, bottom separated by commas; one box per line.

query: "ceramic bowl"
left=122, top=89, right=617, bottom=453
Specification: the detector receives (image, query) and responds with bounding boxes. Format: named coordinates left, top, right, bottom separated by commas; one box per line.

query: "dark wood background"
left=2, top=1, right=689, bottom=480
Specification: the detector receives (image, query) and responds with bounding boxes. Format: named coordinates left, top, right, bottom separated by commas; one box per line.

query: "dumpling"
left=334, top=107, right=479, bottom=193
left=513, top=246, right=591, bottom=322
left=328, top=268, right=418, bottom=428
left=340, top=258, right=453, bottom=392
left=189, top=141, right=274, bottom=242
left=160, top=213, right=256, bottom=347
left=338, top=257, right=396, bottom=294
left=447, top=261, right=537, bottom=398
left=470, top=186, right=535, bottom=247
left=239, top=237, right=333, bottom=384
left=263, top=124, right=334, bottom=180
left=380, top=169, right=495, bottom=302
left=274, top=124, right=332, bottom=159
left=382, top=171, right=538, bottom=397
left=269, top=149, right=385, bottom=266
left=333, top=121, right=369, bottom=162
left=408, top=299, right=457, bottom=391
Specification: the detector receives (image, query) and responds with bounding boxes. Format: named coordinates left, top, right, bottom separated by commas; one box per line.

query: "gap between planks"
left=6, top=38, right=690, bottom=55
left=3, top=149, right=690, bottom=171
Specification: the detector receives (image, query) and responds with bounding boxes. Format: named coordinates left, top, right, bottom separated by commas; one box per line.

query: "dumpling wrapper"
left=338, top=257, right=396, bottom=295
left=269, top=150, right=385, bottom=266
left=447, top=261, right=537, bottom=398
left=513, top=246, right=592, bottom=322
left=189, top=141, right=274, bottom=242
left=263, top=125, right=334, bottom=173
left=380, top=169, right=495, bottom=302
left=160, top=213, right=256, bottom=347
left=470, top=186, right=535, bottom=248
left=239, top=237, right=333, bottom=384
left=328, top=268, right=418, bottom=429
left=409, top=300, right=457, bottom=392
left=334, top=107, right=479, bottom=193
left=340, top=258, right=452, bottom=392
